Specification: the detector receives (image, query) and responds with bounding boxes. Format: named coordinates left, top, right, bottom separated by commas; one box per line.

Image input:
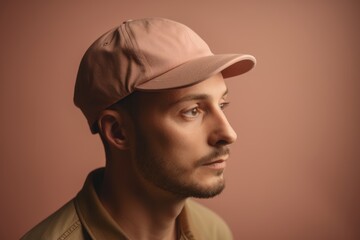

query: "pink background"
left=1, top=1, right=359, bottom=239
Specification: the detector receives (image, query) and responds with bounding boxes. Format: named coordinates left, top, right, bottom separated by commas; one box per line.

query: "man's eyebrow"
left=170, top=88, right=229, bottom=106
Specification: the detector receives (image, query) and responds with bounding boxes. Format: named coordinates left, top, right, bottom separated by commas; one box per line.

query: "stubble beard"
left=134, top=130, right=228, bottom=199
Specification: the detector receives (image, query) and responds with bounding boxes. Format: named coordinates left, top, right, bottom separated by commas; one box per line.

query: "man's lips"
left=202, top=158, right=227, bottom=170
left=195, top=147, right=230, bottom=168
left=203, top=159, right=225, bottom=165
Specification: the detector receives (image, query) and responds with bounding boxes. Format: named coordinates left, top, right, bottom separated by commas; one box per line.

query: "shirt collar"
left=74, top=168, right=199, bottom=240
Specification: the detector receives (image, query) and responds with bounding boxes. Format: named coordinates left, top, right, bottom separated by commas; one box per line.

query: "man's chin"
left=174, top=180, right=226, bottom=199
left=189, top=185, right=225, bottom=199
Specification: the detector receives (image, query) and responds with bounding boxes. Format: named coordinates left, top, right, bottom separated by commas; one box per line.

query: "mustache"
left=195, top=147, right=230, bottom=167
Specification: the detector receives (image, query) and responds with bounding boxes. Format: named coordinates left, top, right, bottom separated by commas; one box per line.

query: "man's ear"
left=97, top=110, right=130, bottom=150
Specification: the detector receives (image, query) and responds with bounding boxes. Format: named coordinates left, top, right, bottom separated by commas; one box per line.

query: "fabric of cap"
left=73, top=17, right=256, bottom=133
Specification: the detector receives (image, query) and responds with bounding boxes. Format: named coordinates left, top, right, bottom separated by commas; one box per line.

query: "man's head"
left=74, top=17, right=255, bottom=198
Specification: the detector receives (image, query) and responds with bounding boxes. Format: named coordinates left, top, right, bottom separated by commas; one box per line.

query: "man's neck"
left=98, top=162, right=186, bottom=240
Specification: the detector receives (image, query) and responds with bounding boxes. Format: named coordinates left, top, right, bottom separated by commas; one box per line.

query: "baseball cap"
left=74, top=17, right=256, bottom=133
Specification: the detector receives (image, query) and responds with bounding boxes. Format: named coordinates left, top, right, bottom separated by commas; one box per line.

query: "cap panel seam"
left=123, top=21, right=151, bottom=81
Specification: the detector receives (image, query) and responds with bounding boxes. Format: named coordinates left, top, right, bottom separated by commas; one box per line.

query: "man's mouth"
left=202, top=159, right=226, bottom=169
left=195, top=147, right=230, bottom=170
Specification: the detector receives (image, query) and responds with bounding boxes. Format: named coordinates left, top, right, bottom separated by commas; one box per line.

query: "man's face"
left=129, top=74, right=237, bottom=198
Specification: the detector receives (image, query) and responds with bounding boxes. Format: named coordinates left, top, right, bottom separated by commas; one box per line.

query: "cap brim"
left=136, top=54, right=256, bottom=91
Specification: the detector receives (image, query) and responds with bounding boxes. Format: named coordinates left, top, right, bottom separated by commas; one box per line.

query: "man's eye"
left=219, top=102, right=230, bottom=110
left=182, top=107, right=200, bottom=118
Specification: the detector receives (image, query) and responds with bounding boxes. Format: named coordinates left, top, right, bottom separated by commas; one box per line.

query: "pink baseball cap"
left=74, top=17, right=256, bottom=133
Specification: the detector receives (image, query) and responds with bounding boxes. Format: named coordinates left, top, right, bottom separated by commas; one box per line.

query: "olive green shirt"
left=21, top=168, right=233, bottom=240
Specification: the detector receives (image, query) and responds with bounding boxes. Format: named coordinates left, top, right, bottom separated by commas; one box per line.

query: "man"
left=22, top=17, right=256, bottom=240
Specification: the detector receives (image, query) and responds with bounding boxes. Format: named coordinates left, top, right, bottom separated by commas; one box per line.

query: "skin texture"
left=132, top=75, right=236, bottom=199
left=98, top=73, right=237, bottom=240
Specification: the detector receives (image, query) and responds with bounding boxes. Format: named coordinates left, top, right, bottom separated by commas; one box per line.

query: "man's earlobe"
left=98, top=110, right=129, bottom=150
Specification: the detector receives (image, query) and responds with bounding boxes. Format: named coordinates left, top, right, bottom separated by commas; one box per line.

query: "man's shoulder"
left=21, top=199, right=87, bottom=240
left=185, top=199, right=233, bottom=240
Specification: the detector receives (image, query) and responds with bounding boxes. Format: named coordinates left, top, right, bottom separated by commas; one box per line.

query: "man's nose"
left=208, top=109, right=237, bottom=147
